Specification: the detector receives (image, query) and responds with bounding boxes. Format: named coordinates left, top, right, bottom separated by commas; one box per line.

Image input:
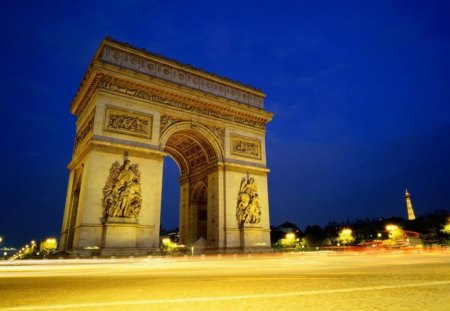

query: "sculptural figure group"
left=236, top=176, right=261, bottom=225
left=103, top=160, right=142, bottom=219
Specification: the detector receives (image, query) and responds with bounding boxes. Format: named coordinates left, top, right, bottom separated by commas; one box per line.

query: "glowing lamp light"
left=342, top=228, right=352, bottom=235
left=285, top=233, right=296, bottom=240
left=386, top=224, right=399, bottom=231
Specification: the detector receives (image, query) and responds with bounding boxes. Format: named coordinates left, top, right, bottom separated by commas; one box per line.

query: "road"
left=1, top=251, right=449, bottom=310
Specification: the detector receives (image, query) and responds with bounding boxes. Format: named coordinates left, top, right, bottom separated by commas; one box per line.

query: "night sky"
left=1, top=1, right=449, bottom=248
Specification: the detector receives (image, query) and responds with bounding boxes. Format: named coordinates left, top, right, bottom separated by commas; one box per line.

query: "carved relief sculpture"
left=236, top=176, right=261, bottom=225
left=96, top=75, right=266, bottom=129
left=160, top=114, right=181, bottom=135
left=101, top=45, right=265, bottom=109
left=61, top=38, right=273, bottom=254
left=208, top=125, right=225, bottom=146
left=104, top=106, right=152, bottom=138
left=102, top=160, right=142, bottom=219
left=230, top=135, right=261, bottom=159
left=74, top=114, right=94, bottom=150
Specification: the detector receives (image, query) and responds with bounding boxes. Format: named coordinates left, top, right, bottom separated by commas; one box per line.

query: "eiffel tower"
left=405, top=189, right=416, bottom=220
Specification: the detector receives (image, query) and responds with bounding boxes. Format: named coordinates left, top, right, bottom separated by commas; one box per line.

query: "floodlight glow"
left=285, top=233, right=296, bottom=240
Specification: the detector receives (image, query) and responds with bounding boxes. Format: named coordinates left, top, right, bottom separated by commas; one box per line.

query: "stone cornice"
left=72, top=70, right=272, bottom=129
left=69, top=136, right=164, bottom=170
left=97, top=37, right=265, bottom=108
left=70, top=38, right=272, bottom=117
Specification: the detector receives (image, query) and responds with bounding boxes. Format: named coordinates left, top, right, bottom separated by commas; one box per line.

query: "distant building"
left=405, top=189, right=416, bottom=221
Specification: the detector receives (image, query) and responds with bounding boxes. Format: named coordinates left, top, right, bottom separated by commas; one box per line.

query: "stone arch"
left=60, top=38, right=272, bottom=256
left=159, top=122, right=222, bottom=246
left=190, top=180, right=208, bottom=241
left=191, top=180, right=207, bottom=203
left=159, top=121, right=224, bottom=174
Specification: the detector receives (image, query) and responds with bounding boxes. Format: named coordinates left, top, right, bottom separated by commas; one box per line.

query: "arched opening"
left=190, top=180, right=208, bottom=241
left=163, top=129, right=218, bottom=175
left=160, top=123, right=222, bottom=248
left=160, top=157, right=180, bottom=233
left=66, top=165, right=83, bottom=250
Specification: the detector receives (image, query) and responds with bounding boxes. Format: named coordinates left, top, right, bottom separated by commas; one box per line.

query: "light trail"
left=2, top=280, right=449, bottom=310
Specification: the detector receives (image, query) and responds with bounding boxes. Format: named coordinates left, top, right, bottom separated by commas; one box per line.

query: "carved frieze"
left=230, top=135, right=261, bottom=160
left=236, top=176, right=261, bottom=225
left=101, top=45, right=265, bottom=108
left=102, top=160, right=142, bottom=219
left=104, top=106, right=152, bottom=138
left=74, top=113, right=94, bottom=150
left=97, top=75, right=266, bottom=129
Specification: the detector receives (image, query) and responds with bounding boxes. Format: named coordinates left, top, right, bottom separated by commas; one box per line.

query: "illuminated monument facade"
left=59, top=38, right=273, bottom=256
left=405, top=189, right=416, bottom=221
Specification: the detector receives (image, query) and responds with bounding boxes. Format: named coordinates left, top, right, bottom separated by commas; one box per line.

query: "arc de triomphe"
left=59, top=37, right=273, bottom=256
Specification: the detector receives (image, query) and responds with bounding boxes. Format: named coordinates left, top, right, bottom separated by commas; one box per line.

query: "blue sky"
left=1, top=0, right=449, bottom=247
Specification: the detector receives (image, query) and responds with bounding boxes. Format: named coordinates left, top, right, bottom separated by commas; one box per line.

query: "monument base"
left=100, top=247, right=140, bottom=257
left=240, top=223, right=271, bottom=251
left=103, top=217, right=138, bottom=248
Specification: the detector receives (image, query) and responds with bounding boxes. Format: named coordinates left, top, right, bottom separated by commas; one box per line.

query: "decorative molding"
left=102, top=160, right=142, bottom=219
left=74, top=113, right=94, bottom=150
left=160, top=115, right=225, bottom=149
left=101, top=45, right=264, bottom=109
left=104, top=106, right=152, bottom=139
left=208, top=126, right=225, bottom=146
left=160, top=114, right=182, bottom=135
left=230, top=134, right=262, bottom=160
left=236, top=176, right=261, bottom=225
left=97, top=75, right=266, bottom=129
left=72, top=71, right=102, bottom=116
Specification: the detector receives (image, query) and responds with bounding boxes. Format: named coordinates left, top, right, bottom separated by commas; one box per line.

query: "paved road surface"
left=1, top=252, right=449, bottom=310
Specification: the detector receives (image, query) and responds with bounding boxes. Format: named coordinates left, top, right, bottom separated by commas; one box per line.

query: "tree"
left=40, top=238, right=58, bottom=256
left=386, top=224, right=404, bottom=240
left=336, top=228, right=355, bottom=246
left=275, top=232, right=301, bottom=249
left=441, top=218, right=450, bottom=235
